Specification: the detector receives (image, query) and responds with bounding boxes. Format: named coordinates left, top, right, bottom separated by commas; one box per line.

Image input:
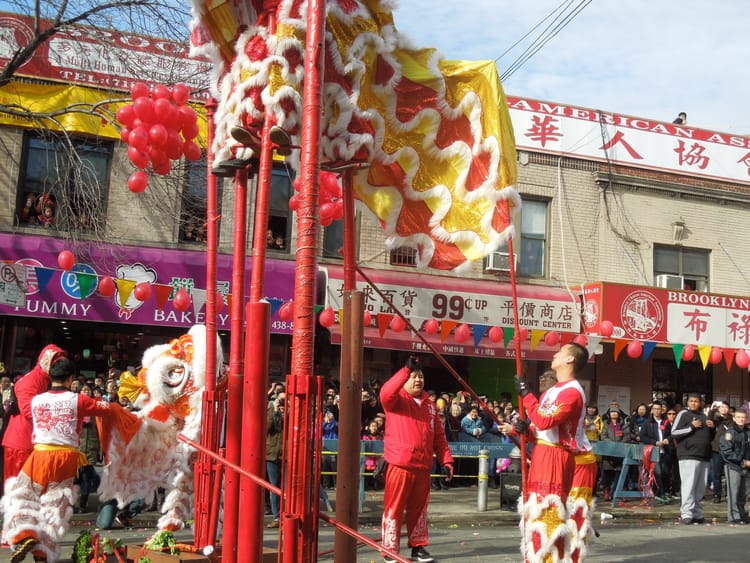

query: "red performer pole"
left=238, top=29, right=277, bottom=558
left=222, top=165, right=250, bottom=561
left=506, top=236, right=529, bottom=489
left=194, top=97, right=221, bottom=549
left=284, top=0, right=326, bottom=559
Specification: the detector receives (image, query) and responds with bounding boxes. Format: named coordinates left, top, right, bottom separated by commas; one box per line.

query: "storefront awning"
left=0, top=233, right=298, bottom=333
left=582, top=281, right=750, bottom=348
left=323, top=265, right=580, bottom=360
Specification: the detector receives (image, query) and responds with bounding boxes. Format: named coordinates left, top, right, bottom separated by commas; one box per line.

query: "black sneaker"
left=680, top=517, right=693, bottom=525
left=692, top=517, right=705, bottom=524
left=411, top=546, right=435, bottom=562
left=11, top=537, right=38, bottom=563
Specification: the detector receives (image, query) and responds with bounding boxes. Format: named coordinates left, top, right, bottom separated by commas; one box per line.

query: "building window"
left=16, top=133, right=112, bottom=231
left=267, top=167, right=293, bottom=253
left=519, top=199, right=547, bottom=277
left=654, top=245, right=709, bottom=291
left=323, top=219, right=344, bottom=259
left=180, top=155, right=221, bottom=243
left=389, top=247, right=416, bottom=267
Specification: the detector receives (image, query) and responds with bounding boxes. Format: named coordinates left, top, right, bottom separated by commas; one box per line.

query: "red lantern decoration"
left=626, top=340, right=642, bottom=359
left=454, top=323, right=470, bottom=343
left=133, top=282, right=152, bottom=301
left=363, top=311, right=372, bottom=326
left=709, top=347, right=723, bottom=365
left=173, top=288, right=191, bottom=312
left=278, top=301, right=294, bottom=321
left=424, top=319, right=439, bottom=335
left=600, top=320, right=614, bottom=338
left=573, top=334, right=588, bottom=347
left=735, top=348, right=750, bottom=369
left=682, top=344, right=695, bottom=361
left=488, top=326, right=503, bottom=343
left=319, top=307, right=336, bottom=328
left=98, top=276, right=116, bottom=297
left=390, top=315, right=406, bottom=333
left=57, top=250, right=75, bottom=271
left=544, top=331, right=560, bottom=346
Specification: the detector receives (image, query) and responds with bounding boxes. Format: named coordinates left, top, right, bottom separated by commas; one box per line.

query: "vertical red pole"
left=194, top=97, right=220, bottom=549
left=222, top=166, right=249, bottom=561
left=238, top=27, right=277, bottom=557
left=333, top=170, right=363, bottom=562
left=507, top=235, right=528, bottom=489
left=285, top=0, right=326, bottom=559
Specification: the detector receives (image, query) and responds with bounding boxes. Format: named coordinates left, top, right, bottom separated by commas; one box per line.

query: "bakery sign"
left=583, top=281, right=750, bottom=347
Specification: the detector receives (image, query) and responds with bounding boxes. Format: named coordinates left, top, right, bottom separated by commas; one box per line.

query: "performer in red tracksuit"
left=510, top=342, right=588, bottom=563
left=2, top=344, right=66, bottom=483
left=2, top=358, right=124, bottom=563
left=379, top=356, right=453, bottom=563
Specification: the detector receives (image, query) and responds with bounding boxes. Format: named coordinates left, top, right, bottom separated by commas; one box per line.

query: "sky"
left=391, top=1, right=749, bottom=135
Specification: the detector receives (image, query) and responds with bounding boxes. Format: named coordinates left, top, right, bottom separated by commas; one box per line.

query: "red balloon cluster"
left=290, top=171, right=344, bottom=226
left=117, top=82, right=201, bottom=193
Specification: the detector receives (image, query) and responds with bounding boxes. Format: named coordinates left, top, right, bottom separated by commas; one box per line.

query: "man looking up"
left=506, top=342, right=588, bottom=562
left=671, top=392, right=715, bottom=524
left=379, top=356, right=453, bottom=563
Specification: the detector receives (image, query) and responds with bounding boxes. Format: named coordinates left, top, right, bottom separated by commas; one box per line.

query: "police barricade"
left=592, top=441, right=660, bottom=507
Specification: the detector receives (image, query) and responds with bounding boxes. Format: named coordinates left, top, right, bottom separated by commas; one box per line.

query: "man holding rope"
left=503, top=342, right=589, bottom=562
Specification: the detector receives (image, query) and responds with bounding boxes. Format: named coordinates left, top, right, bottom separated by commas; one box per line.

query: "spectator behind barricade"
left=599, top=409, right=631, bottom=501
left=323, top=387, right=339, bottom=420
left=363, top=419, right=383, bottom=490
left=639, top=401, right=671, bottom=503
left=70, top=379, right=81, bottom=394
left=709, top=401, right=732, bottom=504
left=603, top=400, right=629, bottom=425
left=630, top=403, right=649, bottom=442
left=584, top=405, right=604, bottom=443
left=445, top=403, right=463, bottom=442
left=719, top=409, right=750, bottom=524
left=268, top=381, right=285, bottom=403
left=665, top=407, right=680, bottom=497
left=461, top=406, right=486, bottom=438
left=362, top=387, right=382, bottom=424
left=321, top=409, right=338, bottom=490
left=266, top=391, right=285, bottom=528
left=75, top=384, right=102, bottom=513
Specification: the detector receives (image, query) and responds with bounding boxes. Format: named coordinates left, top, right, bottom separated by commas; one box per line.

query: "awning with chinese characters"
left=324, top=265, right=580, bottom=360
left=582, top=281, right=750, bottom=348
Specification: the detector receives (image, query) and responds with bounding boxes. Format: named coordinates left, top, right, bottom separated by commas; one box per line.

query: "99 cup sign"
left=0, top=264, right=28, bottom=307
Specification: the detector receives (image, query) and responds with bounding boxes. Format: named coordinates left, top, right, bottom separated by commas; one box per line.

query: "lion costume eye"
left=164, top=364, right=188, bottom=388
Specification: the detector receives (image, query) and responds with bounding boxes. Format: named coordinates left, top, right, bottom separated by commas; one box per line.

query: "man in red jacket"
left=2, top=344, right=66, bottom=484
left=379, top=356, right=453, bottom=563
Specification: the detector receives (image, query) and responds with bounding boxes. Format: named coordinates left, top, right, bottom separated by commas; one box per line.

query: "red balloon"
left=172, top=84, right=190, bottom=106
left=152, top=84, right=171, bottom=100
left=363, top=311, right=372, bottom=325
left=278, top=301, right=294, bottom=321
left=735, top=348, right=750, bottom=369
left=127, top=171, right=148, bottom=193
left=149, top=124, right=168, bottom=147
left=178, top=105, right=198, bottom=129
left=127, top=146, right=149, bottom=169
left=544, top=331, right=560, bottom=346
left=128, top=126, right=149, bottom=149
left=98, top=276, right=116, bottom=297
left=319, top=306, right=336, bottom=328
left=424, top=319, right=439, bottom=335
left=682, top=344, right=695, bottom=361
left=133, top=96, right=156, bottom=123
left=164, top=131, right=184, bottom=160
left=116, top=105, right=136, bottom=127
left=133, top=281, right=152, bottom=301
left=183, top=140, right=201, bottom=161
left=320, top=202, right=337, bottom=225
left=709, top=347, right=722, bottom=365
left=151, top=157, right=171, bottom=176
left=332, top=199, right=344, bottom=220
left=320, top=171, right=341, bottom=199
left=600, top=320, right=614, bottom=338
left=390, top=315, right=406, bottom=333
left=288, top=194, right=300, bottom=212
left=164, top=105, right=182, bottom=130
left=57, top=250, right=75, bottom=271
left=173, top=288, right=191, bottom=312
left=131, top=82, right=150, bottom=100
left=626, top=340, right=642, bottom=359
left=181, top=121, right=199, bottom=141
left=119, top=127, right=132, bottom=143
left=488, top=326, right=503, bottom=343
left=573, top=334, right=588, bottom=347
left=153, top=97, right=173, bottom=117
left=454, top=323, right=470, bottom=343
left=515, top=327, right=529, bottom=341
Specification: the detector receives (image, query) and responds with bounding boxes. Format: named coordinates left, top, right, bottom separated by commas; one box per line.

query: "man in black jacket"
left=670, top=393, right=715, bottom=524
left=639, top=401, right=671, bottom=503
left=719, top=409, right=750, bottom=524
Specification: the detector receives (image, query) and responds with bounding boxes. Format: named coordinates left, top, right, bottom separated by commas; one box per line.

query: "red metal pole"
left=506, top=236, right=529, bottom=490
left=238, top=37, right=277, bottom=559
left=285, top=0, right=326, bottom=559
left=222, top=165, right=249, bottom=561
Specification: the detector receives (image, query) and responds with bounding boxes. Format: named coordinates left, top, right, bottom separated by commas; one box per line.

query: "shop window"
left=16, top=133, right=112, bottom=231
left=267, top=167, right=293, bottom=253
left=654, top=245, right=709, bottom=291
left=180, top=154, right=221, bottom=243
left=652, top=358, right=712, bottom=408
left=389, top=246, right=416, bottom=267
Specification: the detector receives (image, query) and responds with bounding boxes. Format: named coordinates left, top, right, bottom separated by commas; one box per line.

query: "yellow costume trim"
left=34, top=443, right=87, bottom=466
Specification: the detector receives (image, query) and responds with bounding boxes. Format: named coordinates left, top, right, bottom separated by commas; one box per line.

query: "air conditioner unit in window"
left=655, top=274, right=684, bottom=289
left=484, top=252, right=517, bottom=273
